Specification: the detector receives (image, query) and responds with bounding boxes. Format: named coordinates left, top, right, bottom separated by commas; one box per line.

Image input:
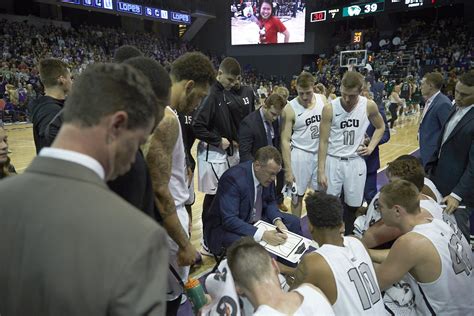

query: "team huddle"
left=190, top=59, right=473, bottom=315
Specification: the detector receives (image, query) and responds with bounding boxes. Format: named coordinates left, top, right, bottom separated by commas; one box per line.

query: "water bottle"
left=184, top=278, right=207, bottom=313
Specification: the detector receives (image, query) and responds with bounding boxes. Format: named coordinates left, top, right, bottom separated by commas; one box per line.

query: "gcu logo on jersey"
left=340, top=119, right=360, bottom=129
left=305, top=115, right=321, bottom=126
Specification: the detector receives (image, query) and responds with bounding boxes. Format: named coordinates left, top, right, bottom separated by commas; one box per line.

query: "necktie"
left=264, top=120, right=273, bottom=146
left=253, top=185, right=263, bottom=223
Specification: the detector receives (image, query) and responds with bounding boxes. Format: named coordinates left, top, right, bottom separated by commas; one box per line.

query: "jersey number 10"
left=348, top=262, right=381, bottom=310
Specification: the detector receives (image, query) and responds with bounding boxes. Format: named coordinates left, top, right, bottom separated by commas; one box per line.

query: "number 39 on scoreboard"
left=310, top=10, right=327, bottom=22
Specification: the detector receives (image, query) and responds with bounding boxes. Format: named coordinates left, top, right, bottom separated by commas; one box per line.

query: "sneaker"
left=180, top=294, right=188, bottom=305
left=200, top=243, right=213, bottom=257
left=278, top=203, right=289, bottom=212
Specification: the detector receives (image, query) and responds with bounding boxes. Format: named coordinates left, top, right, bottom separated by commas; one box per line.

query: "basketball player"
left=192, top=57, right=242, bottom=245
left=371, top=180, right=473, bottom=315
left=318, top=71, right=385, bottom=234
left=230, top=76, right=256, bottom=121
left=291, top=191, right=386, bottom=315
left=146, top=52, right=215, bottom=315
left=358, top=157, right=455, bottom=249
left=227, top=237, right=335, bottom=315
left=281, top=71, right=327, bottom=217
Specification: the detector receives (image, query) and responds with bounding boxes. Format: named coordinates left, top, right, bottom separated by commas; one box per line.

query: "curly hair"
left=387, top=158, right=424, bottom=191
left=305, top=191, right=343, bottom=229
left=170, top=52, right=216, bottom=85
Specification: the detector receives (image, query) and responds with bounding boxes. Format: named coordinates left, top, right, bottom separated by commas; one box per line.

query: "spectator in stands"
left=418, top=72, right=452, bottom=167
left=0, top=125, right=16, bottom=179
left=227, top=237, right=335, bottom=315
left=29, top=58, right=72, bottom=154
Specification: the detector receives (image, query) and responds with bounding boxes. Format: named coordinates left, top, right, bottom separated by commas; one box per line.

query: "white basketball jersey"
left=316, top=237, right=386, bottom=315
left=289, top=93, right=324, bottom=153
left=407, top=219, right=474, bottom=315
left=424, top=177, right=443, bottom=203
left=328, top=96, right=370, bottom=157
left=253, top=285, right=335, bottom=316
left=168, top=107, right=190, bottom=206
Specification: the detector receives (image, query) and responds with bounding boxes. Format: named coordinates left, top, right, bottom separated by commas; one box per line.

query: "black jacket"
left=107, top=150, right=162, bottom=223
left=28, top=96, right=64, bottom=154
left=238, top=109, right=281, bottom=162
left=228, top=85, right=256, bottom=126
left=193, top=81, right=241, bottom=150
left=426, top=107, right=474, bottom=207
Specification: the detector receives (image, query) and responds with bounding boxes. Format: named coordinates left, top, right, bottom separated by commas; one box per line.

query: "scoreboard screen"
left=58, top=0, right=191, bottom=24
left=310, top=0, right=436, bottom=23
left=342, top=0, right=384, bottom=18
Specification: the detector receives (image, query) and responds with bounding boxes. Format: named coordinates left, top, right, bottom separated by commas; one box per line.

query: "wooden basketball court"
left=4, top=114, right=420, bottom=276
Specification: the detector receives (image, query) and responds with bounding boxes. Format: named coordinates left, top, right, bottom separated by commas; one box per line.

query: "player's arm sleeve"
left=220, top=177, right=258, bottom=237
left=192, top=95, right=222, bottom=147
left=109, top=227, right=169, bottom=316
left=238, top=119, right=254, bottom=162
left=452, top=138, right=474, bottom=201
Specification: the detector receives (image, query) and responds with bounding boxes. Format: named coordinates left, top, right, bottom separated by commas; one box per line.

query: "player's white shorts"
left=167, top=204, right=190, bottom=301
left=325, top=155, right=366, bottom=207
left=291, top=147, right=318, bottom=195
left=197, top=141, right=239, bottom=195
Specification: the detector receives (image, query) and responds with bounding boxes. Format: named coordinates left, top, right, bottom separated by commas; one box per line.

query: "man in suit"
left=418, top=72, right=452, bottom=167
left=0, top=63, right=169, bottom=316
left=203, top=146, right=302, bottom=255
left=238, top=93, right=285, bottom=162
left=426, top=70, right=474, bottom=242
left=239, top=93, right=287, bottom=211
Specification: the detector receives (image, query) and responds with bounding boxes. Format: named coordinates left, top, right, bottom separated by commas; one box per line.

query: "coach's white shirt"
left=39, top=147, right=105, bottom=180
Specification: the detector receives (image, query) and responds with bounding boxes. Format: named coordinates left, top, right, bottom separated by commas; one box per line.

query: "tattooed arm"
left=147, top=110, right=197, bottom=266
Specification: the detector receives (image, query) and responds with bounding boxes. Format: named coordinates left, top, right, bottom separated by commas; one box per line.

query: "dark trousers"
left=207, top=212, right=302, bottom=255
left=276, top=169, right=285, bottom=204
left=166, top=294, right=182, bottom=316
left=388, top=103, right=398, bottom=128
left=453, top=207, right=473, bottom=242
left=364, top=171, right=378, bottom=203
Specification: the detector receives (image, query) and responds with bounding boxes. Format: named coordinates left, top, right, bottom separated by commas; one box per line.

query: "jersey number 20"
left=348, top=263, right=381, bottom=310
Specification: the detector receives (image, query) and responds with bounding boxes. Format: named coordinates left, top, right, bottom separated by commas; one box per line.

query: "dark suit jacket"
left=0, top=157, right=169, bottom=315
left=238, top=109, right=281, bottom=162
left=419, top=92, right=452, bottom=166
left=203, top=161, right=282, bottom=251
left=365, top=101, right=390, bottom=173
left=426, top=107, right=474, bottom=207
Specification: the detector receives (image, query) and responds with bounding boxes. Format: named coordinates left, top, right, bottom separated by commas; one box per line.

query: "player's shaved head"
left=113, top=45, right=143, bottom=63
left=227, top=237, right=274, bottom=292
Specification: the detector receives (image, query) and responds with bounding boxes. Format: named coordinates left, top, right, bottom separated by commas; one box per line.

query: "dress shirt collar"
left=251, top=163, right=260, bottom=188
left=426, top=90, right=441, bottom=105
left=39, top=147, right=105, bottom=180
left=259, top=107, right=268, bottom=124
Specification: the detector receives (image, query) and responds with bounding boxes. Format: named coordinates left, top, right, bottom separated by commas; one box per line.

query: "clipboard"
left=254, top=220, right=313, bottom=263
